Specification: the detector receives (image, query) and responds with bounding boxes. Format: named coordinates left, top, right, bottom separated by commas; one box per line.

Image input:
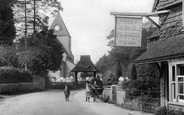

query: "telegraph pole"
left=24, top=0, right=28, bottom=70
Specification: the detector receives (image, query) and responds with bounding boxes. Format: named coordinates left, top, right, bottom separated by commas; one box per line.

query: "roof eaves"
left=156, top=1, right=182, bottom=11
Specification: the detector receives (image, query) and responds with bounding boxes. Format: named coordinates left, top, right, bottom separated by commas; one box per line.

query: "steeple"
left=50, top=12, right=70, bottom=37
left=49, top=12, right=74, bottom=61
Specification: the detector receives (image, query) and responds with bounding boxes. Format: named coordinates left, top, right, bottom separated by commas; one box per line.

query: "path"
left=0, top=90, right=154, bottom=115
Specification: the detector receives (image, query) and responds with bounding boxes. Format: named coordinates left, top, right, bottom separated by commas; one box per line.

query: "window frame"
left=169, top=60, right=184, bottom=103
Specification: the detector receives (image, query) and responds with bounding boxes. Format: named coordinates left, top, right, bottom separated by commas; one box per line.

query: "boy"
left=64, top=85, right=70, bottom=101
left=85, top=81, right=91, bottom=102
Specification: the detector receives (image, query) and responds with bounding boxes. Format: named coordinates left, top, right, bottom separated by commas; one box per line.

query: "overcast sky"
left=56, top=0, right=155, bottom=64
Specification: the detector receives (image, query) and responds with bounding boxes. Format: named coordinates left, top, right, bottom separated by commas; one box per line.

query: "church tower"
left=49, top=12, right=75, bottom=80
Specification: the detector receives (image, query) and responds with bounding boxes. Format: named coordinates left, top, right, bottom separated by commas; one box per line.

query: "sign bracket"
left=111, top=10, right=170, bottom=29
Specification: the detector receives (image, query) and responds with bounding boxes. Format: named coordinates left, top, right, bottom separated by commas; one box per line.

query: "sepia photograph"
left=0, top=0, right=183, bottom=115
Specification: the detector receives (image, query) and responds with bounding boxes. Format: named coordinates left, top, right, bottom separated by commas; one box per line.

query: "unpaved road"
left=0, top=90, right=99, bottom=115
left=0, top=90, right=153, bottom=115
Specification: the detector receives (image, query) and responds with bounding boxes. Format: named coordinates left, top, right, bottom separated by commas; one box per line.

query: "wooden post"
left=74, top=72, right=78, bottom=87
left=183, top=1, right=184, bottom=26
left=94, top=72, right=96, bottom=78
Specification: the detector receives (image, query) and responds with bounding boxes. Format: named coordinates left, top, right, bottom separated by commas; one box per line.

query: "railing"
left=125, top=89, right=160, bottom=113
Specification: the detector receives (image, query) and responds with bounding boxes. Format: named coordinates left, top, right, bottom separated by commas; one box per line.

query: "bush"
left=121, top=80, right=128, bottom=90
left=121, top=97, right=142, bottom=111
left=0, top=83, right=40, bottom=95
left=155, top=106, right=184, bottom=115
left=0, top=66, right=32, bottom=83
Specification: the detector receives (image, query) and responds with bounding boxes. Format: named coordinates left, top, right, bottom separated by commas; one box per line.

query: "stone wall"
left=102, top=85, right=125, bottom=105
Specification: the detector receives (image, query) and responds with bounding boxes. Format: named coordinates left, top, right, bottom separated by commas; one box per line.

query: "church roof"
left=71, top=55, right=98, bottom=72
left=49, top=12, right=74, bottom=61
left=49, top=12, right=71, bottom=37
left=135, top=34, right=184, bottom=63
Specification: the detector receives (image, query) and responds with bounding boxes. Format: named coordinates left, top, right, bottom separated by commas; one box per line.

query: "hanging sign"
left=115, top=17, right=142, bottom=47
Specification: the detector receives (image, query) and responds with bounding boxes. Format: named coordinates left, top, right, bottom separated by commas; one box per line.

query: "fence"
left=102, top=85, right=160, bottom=113
left=125, top=89, right=160, bottom=113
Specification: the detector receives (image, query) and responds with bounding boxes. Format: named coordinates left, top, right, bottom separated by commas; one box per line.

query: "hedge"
left=0, top=83, right=39, bottom=95
left=0, top=66, right=32, bottom=83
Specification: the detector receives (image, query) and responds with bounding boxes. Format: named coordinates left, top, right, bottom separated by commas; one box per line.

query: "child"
left=64, top=85, right=70, bottom=101
left=85, top=81, right=91, bottom=102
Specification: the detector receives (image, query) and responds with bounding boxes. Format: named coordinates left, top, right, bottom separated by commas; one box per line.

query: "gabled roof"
left=148, top=29, right=159, bottom=38
left=49, top=12, right=74, bottom=61
left=49, top=12, right=71, bottom=37
left=152, top=0, right=182, bottom=11
left=147, top=29, right=159, bottom=42
left=135, top=34, right=184, bottom=63
left=71, top=55, right=98, bottom=72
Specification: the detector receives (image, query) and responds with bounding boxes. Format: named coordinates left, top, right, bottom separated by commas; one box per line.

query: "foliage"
left=0, top=66, right=32, bottom=83
left=115, top=61, right=122, bottom=79
left=102, top=73, right=117, bottom=85
left=0, top=83, right=41, bottom=95
left=131, top=64, right=137, bottom=80
left=136, top=63, right=160, bottom=91
left=155, top=106, right=184, bottom=115
left=13, top=0, right=63, bottom=39
left=0, top=0, right=16, bottom=46
left=121, top=79, right=129, bottom=90
left=96, top=22, right=157, bottom=83
left=18, top=29, right=64, bottom=74
left=96, top=54, right=116, bottom=74
left=121, top=96, right=142, bottom=111
left=0, top=45, right=20, bottom=68
left=122, top=63, right=160, bottom=99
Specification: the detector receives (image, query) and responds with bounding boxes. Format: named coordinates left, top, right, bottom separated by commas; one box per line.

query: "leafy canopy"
left=96, top=22, right=157, bottom=78
left=0, top=0, right=16, bottom=46
left=18, top=29, right=64, bottom=74
left=13, top=0, right=63, bottom=40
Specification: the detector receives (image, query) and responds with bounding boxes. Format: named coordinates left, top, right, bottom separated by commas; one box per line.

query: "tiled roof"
left=153, top=0, right=182, bottom=11
left=148, top=29, right=159, bottom=38
left=135, top=34, right=184, bottom=63
left=71, top=55, right=98, bottom=72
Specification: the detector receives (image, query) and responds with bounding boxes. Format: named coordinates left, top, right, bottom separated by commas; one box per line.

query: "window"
left=169, top=62, right=184, bottom=103
left=171, top=66, right=176, bottom=99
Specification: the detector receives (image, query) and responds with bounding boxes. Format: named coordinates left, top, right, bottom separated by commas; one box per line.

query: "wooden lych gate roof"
left=71, top=55, right=98, bottom=72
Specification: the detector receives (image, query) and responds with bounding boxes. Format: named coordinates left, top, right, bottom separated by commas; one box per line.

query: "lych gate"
left=71, top=55, right=98, bottom=86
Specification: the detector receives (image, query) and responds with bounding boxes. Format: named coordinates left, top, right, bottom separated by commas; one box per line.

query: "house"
left=135, top=0, right=184, bottom=110
left=49, top=12, right=75, bottom=81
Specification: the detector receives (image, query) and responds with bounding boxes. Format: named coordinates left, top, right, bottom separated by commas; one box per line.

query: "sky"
left=55, top=0, right=155, bottom=64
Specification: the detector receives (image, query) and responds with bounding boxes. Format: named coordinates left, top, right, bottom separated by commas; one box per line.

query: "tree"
left=96, top=21, right=157, bottom=80
left=131, top=64, right=137, bottom=80
left=13, top=0, right=63, bottom=40
left=0, top=0, right=16, bottom=46
left=18, top=29, right=64, bottom=74
left=116, top=61, right=122, bottom=79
